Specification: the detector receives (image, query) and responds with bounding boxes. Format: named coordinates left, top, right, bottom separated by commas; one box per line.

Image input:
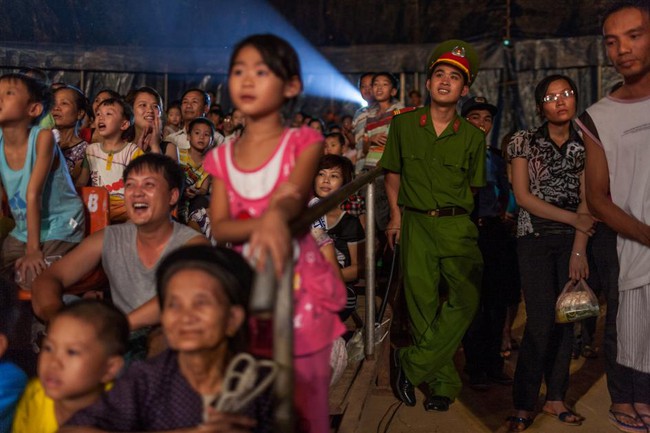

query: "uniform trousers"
left=399, top=210, right=482, bottom=399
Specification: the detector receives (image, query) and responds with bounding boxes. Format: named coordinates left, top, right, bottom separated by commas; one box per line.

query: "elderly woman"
left=61, top=245, right=272, bottom=432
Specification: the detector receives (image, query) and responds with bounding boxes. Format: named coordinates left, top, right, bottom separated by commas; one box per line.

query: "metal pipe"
left=272, top=260, right=295, bottom=433
left=364, top=180, right=376, bottom=360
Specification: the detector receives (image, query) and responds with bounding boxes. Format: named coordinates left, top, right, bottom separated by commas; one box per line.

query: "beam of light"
left=186, top=0, right=365, bottom=105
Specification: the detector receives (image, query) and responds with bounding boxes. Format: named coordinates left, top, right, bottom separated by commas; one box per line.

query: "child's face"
left=161, top=268, right=243, bottom=353
left=95, top=103, right=129, bottom=138
left=38, top=315, right=114, bottom=402
left=465, top=109, right=494, bottom=135
left=0, top=79, right=40, bottom=126
left=167, top=107, right=182, bottom=127
left=315, top=166, right=344, bottom=198
left=359, top=75, right=374, bottom=104
left=181, top=90, right=207, bottom=123
left=52, top=89, right=83, bottom=129
left=229, top=45, right=300, bottom=119
left=207, top=112, right=221, bottom=127
left=309, top=120, right=323, bottom=133
left=372, top=76, right=397, bottom=103
left=324, top=137, right=343, bottom=156
left=232, top=109, right=245, bottom=128
left=92, top=91, right=113, bottom=115
left=124, top=167, right=178, bottom=226
left=189, top=123, right=213, bottom=153
left=342, top=117, right=352, bottom=131
left=133, top=92, right=161, bottom=130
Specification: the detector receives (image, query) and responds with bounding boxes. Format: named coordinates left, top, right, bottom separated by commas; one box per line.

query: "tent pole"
left=414, top=73, right=420, bottom=97
left=164, top=73, right=169, bottom=110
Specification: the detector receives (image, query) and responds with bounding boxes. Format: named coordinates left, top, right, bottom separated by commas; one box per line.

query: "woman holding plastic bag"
left=505, top=75, right=597, bottom=432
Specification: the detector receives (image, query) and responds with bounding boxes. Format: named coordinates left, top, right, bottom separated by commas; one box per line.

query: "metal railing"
left=250, top=166, right=384, bottom=433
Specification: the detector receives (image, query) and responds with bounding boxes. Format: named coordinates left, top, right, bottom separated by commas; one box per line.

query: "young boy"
left=12, top=300, right=128, bottom=432
left=364, top=72, right=405, bottom=158
left=323, top=132, right=344, bottom=156
left=179, top=118, right=213, bottom=237
left=0, top=279, right=27, bottom=433
left=0, top=73, right=85, bottom=288
left=77, top=98, right=144, bottom=223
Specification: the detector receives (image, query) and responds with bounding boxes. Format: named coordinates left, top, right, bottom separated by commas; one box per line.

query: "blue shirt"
left=0, top=126, right=85, bottom=243
left=0, top=360, right=28, bottom=433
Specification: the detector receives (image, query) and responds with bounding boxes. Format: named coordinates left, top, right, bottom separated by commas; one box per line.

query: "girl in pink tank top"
left=205, top=34, right=345, bottom=433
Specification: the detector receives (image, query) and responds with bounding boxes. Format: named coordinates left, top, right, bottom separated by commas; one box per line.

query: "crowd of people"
left=1, top=1, right=650, bottom=432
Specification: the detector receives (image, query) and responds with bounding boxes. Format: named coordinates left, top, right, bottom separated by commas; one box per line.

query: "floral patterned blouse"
left=507, top=122, right=584, bottom=237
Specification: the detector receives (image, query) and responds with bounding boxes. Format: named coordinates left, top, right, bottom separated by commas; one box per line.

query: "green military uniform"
left=380, top=105, right=486, bottom=399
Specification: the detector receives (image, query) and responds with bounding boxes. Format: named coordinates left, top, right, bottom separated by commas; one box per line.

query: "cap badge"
left=451, top=46, right=466, bottom=58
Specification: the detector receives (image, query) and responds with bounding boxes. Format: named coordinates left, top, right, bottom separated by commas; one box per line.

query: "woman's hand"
left=573, top=213, right=596, bottom=236
left=569, top=253, right=589, bottom=281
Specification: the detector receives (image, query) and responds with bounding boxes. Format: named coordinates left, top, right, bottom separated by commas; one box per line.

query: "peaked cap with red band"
left=427, top=39, right=479, bottom=86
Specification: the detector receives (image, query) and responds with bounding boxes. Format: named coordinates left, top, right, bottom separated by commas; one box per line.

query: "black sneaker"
left=392, top=349, right=416, bottom=406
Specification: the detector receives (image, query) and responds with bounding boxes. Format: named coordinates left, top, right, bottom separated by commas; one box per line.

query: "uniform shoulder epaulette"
left=392, top=106, right=418, bottom=117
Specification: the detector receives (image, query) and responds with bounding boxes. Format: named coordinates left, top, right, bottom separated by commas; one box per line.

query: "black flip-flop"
left=543, top=409, right=584, bottom=426
left=608, top=410, right=647, bottom=433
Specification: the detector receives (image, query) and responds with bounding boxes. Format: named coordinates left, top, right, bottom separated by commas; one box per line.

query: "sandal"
left=543, top=409, right=584, bottom=426
left=638, top=413, right=650, bottom=430
left=608, top=410, right=648, bottom=433
left=506, top=416, right=533, bottom=432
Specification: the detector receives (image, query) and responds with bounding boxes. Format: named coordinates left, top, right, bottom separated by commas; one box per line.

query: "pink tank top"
left=205, top=126, right=345, bottom=355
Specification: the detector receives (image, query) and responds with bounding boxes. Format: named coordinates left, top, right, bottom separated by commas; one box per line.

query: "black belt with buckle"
left=405, top=206, right=468, bottom=217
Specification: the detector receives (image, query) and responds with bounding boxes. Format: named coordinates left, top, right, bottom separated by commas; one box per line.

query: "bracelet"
left=572, top=251, right=584, bottom=257
left=386, top=227, right=401, bottom=230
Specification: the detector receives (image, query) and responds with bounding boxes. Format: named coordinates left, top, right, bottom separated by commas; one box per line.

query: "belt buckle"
left=428, top=209, right=440, bottom=217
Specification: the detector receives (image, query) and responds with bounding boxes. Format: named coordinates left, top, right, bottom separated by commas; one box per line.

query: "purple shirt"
left=66, top=350, right=272, bottom=432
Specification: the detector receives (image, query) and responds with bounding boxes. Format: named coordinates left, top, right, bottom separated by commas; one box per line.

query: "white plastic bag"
left=555, top=279, right=600, bottom=323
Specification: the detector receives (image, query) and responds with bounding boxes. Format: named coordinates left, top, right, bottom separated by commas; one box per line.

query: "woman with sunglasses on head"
left=505, top=75, right=597, bottom=432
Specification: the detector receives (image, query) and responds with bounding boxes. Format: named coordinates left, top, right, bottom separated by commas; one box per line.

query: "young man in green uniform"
left=380, top=40, right=486, bottom=411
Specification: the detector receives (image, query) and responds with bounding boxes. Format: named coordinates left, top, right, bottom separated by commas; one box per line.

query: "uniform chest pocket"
left=402, top=144, right=427, bottom=174
left=442, top=153, right=469, bottom=188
